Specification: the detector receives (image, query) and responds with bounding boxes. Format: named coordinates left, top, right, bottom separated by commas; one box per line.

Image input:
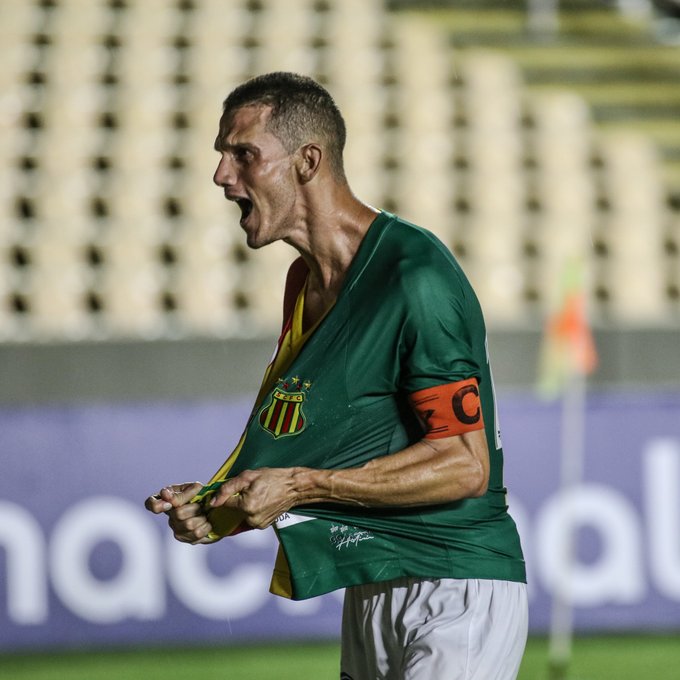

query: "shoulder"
left=379, top=216, right=471, bottom=303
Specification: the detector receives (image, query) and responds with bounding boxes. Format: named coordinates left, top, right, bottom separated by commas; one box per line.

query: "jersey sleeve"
left=398, top=255, right=482, bottom=395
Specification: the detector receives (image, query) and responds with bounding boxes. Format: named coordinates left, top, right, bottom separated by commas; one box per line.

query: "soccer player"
left=145, top=72, right=527, bottom=680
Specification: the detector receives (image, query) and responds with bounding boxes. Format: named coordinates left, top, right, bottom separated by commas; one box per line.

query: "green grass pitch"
left=0, top=635, right=678, bottom=680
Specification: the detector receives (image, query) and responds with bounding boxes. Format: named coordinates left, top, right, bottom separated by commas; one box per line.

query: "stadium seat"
left=47, top=0, right=110, bottom=38
left=465, top=235, right=527, bottom=325
left=601, top=132, right=665, bottom=221
left=117, top=0, right=181, bottom=44
left=0, top=0, right=676, bottom=341
left=459, top=51, right=523, bottom=129
left=391, top=15, right=452, bottom=94
left=98, top=242, right=166, bottom=339
left=173, top=266, right=237, bottom=335
left=0, top=1, right=44, bottom=44
left=325, top=0, right=385, bottom=51
left=26, top=226, right=92, bottom=340
left=253, top=0, right=319, bottom=74
left=184, top=45, right=249, bottom=101
left=605, top=256, right=668, bottom=323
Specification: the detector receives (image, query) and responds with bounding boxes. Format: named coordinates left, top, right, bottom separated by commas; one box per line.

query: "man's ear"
left=296, top=143, right=322, bottom=183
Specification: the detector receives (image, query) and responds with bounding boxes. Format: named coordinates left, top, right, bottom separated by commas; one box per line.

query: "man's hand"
left=144, top=482, right=215, bottom=544
left=209, top=468, right=303, bottom=530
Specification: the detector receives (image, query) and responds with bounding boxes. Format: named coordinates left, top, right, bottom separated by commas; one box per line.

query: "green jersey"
left=216, top=211, right=526, bottom=599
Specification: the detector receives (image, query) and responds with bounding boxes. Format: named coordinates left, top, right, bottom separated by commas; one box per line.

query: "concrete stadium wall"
left=1, top=328, right=679, bottom=407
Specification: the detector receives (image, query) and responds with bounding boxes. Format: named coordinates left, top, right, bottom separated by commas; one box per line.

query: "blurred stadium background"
left=1, top=0, right=679, bottom=678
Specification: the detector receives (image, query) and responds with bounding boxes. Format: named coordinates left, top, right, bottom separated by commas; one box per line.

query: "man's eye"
left=234, top=149, right=252, bottom=162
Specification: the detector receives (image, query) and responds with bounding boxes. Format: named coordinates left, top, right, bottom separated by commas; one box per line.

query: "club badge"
left=258, top=376, right=312, bottom=439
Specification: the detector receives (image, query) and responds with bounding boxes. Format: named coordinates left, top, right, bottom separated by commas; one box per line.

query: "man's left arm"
left=211, top=368, right=491, bottom=530
left=208, top=427, right=489, bottom=530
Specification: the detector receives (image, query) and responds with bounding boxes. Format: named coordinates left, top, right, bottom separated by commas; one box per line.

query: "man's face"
left=213, top=105, right=297, bottom=249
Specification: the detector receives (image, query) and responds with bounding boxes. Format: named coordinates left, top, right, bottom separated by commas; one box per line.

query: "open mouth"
left=235, top=197, right=253, bottom=224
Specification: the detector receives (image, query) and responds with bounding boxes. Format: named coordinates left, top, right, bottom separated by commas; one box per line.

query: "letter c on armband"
left=408, top=377, right=485, bottom=439
left=452, top=383, right=481, bottom=425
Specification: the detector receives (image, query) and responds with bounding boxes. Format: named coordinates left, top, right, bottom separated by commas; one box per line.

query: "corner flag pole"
left=538, top=258, right=597, bottom=680
left=547, top=368, right=587, bottom=680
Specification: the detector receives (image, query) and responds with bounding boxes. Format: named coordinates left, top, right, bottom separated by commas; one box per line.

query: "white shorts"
left=340, top=577, right=528, bottom=680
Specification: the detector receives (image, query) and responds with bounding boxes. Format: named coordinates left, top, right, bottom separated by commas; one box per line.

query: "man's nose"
left=213, top=155, right=235, bottom=187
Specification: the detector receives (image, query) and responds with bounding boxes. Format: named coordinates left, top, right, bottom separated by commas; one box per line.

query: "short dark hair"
left=222, top=72, right=347, bottom=180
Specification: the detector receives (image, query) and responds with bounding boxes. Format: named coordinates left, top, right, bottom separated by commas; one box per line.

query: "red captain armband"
left=408, top=377, right=485, bottom=439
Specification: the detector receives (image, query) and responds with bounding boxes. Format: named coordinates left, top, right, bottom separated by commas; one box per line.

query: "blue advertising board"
left=1, top=391, right=679, bottom=650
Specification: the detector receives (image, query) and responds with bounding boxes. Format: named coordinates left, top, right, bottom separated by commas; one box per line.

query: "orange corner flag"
left=538, top=259, right=597, bottom=398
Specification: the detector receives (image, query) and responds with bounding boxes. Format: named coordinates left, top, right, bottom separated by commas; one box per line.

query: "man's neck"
left=289, top=195, right=378, bottom=295
left=285, top=190, right=378, bottom=331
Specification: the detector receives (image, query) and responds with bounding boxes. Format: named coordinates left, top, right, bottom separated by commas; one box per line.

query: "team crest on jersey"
left=258, top=376, right=312, bottom=439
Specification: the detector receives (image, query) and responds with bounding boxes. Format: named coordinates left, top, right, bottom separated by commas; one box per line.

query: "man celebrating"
left=146, top=72, right=527, bottom=679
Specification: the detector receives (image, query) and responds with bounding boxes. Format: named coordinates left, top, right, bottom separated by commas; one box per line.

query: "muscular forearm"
left=284, top=429, right=489, bottom=509
left=210, top=429, right=490, bottom=529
